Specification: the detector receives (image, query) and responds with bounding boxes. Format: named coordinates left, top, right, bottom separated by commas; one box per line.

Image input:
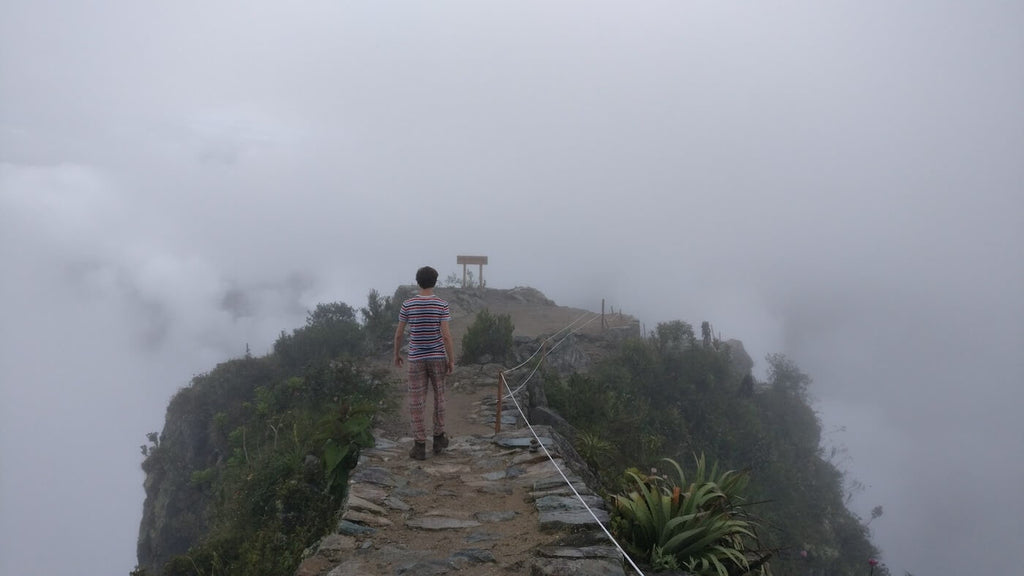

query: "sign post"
left=456, top=255, right=488, bottom=288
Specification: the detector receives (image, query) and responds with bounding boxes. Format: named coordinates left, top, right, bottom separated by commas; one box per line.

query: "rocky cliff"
left=137, top=356, right=279, bottom=573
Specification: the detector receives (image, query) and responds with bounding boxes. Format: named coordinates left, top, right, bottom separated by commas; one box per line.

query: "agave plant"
left=612, top=455, right=770, bottom=576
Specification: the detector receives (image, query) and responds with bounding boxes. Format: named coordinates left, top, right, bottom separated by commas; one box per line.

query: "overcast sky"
left=1, top=2, right=1021, bottom=575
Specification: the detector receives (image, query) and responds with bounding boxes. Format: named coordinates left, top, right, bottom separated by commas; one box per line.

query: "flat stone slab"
left=373, top=437, right=399, bottom=449
left=463, top=479, right=507, bottom=491
left=449, top=548, right=497, bottom=566
left=347, top=494, right=386, bottom=515
left=536, top=545, right=623, bottom=560
left=405, top=517, right=482, bottom=530
left=395, top=558, right=450, bottom=575
left=384, top=496, right=411, bottom=511
left=349, top=484, right=387, bottom=503
left=529, top=485, right=594, bottom=500
left=465, top=531, right=503, bottom=543
left=476, top=483, right=513, bottom=495
left=351, top=466, right=402, bottom=487
left=538, top=509, right=610, bottom=532
left=473, top=510, right=516, bottom=523
left=494, top=436, right=553, bottom=448
left=393, top=486, right=429, bottom=498
left=533, top=476, right=586, bottom=491
left=336, top=520, right=376, bottom=536
left=535, top=494, right=607, bottom=512
left=530, top=558, right=627, bottom=576
left=359, top=447, right=403, bottom=461
left=423, top=463, right=471, bottom=475
left=471, top=456, right=512, bottom=470
left=513, top=451, right=550, bottom=465
left=423, top=507, right=472, bottom=519
left=342, top=510, right=392, bottom=527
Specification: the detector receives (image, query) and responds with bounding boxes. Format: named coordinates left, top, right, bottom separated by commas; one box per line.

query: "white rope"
left=503, top=311, right=595, bottom=373
left=505, top=312, right=602, bottom=399
left=499, top=369, right=648, bottom=576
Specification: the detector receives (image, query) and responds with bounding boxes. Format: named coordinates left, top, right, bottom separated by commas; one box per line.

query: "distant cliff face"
left=137, top=384, right=221, bottom=572
left=137, top=355, right=278, bottom=575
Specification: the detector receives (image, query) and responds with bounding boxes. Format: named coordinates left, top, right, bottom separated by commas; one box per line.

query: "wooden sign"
left=456, top=255, right=488, bottom=287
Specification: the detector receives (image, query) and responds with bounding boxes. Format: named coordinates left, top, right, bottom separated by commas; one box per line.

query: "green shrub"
left=459, top=309, right=514, bottom=365
left=273, top=302, right=364, bottom=371
left=360, top=289, right=398, bottom=352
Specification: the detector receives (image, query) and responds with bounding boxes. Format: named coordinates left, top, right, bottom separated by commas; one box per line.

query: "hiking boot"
left=409, top=441, right=426, bottom=461
left=432, top=433, right=449, bottom=455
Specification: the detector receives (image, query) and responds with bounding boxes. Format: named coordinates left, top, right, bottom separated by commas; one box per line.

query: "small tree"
left=766, top=353, right=813, bottom=401
left=360, top=289, right=396, bottom=351
left=654, top=320, right=697, bottom=351
left=460, top=309, right=514, bottom=365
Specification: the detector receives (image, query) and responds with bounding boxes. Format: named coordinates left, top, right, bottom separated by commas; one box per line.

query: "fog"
left=1, top=2, right=1021, bottom=575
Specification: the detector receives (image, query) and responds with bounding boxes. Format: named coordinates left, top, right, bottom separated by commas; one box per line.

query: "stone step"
left=539, top=508, right=612, bottom=532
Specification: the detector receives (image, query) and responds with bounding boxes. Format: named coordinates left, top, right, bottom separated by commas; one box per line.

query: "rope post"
left=495, top=372, right=506, bottom=434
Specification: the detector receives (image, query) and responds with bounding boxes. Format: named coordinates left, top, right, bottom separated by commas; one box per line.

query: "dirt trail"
left=295, top=370, right=626, bottom=575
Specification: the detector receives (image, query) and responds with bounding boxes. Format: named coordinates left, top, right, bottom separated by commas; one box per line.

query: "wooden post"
left=601, top=298, right=606, bottom=330
left=495, top=372, right=506, bottom=433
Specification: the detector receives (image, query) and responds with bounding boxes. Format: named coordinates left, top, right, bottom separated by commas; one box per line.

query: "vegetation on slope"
left=546, top=320, right=886, bottom=575
left=135, top=290, right=886, bottom=576
left=135, top=299, right=394, bottom=576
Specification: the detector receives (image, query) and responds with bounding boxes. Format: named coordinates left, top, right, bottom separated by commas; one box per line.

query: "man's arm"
left=440, top=321, right=455, bottom=374
left=393, top=321, right=406, bottom=367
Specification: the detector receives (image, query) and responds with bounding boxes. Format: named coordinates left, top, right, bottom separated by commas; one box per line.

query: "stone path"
left=295, top=392, right=631, bottom=576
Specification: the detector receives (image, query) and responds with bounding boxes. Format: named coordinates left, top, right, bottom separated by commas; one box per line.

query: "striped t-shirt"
left=398, top=294, right=451, bottom=362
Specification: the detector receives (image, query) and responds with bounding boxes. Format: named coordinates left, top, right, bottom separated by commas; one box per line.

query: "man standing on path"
left=394, top=266, right=455, bottom=460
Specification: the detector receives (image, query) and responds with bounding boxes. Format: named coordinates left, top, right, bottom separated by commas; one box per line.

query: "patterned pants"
left=407, top=359, right=447, bottom=442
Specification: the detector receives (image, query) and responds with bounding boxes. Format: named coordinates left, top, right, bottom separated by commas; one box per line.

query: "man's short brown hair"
left=416, top=266, right=438, bottom=289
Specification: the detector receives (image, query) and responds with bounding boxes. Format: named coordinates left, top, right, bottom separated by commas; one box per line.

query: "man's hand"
left=446, top=359, right=454, bottom=374
left=394, top=321, right=406, bottom=369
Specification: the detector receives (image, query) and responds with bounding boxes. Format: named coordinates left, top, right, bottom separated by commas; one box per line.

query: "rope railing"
left=503, top=312, right=602, bottom=399
left=493, top=308, right=648, bottom=576
left=503, top=311, right=596, bottom=373
left=499, top=366, right=647, bottom=576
